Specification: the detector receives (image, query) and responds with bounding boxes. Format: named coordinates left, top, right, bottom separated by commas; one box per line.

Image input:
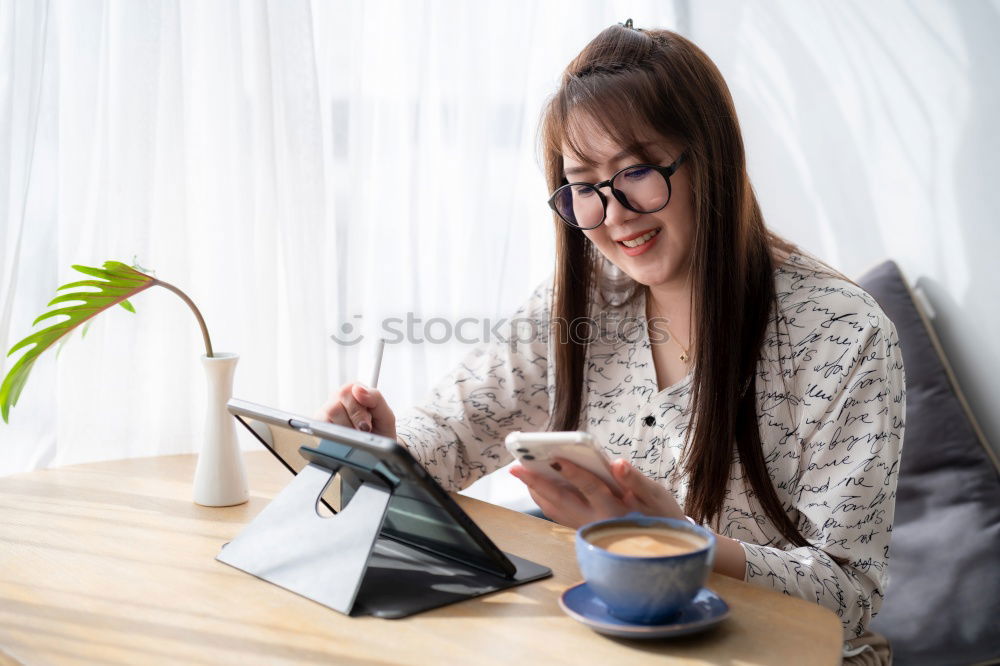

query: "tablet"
left=226, top=398, right=551, bottom=616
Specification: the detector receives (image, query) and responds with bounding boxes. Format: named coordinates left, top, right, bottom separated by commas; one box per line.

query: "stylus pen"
left=369, top=338, right=385, bottom=389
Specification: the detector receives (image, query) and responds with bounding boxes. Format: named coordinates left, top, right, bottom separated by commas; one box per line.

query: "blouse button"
left=644, top=415, right=656, bottom=427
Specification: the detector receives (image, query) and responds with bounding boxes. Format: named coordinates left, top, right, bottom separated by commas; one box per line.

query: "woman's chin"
left=613, top=248, right=690, bottom=290
left=616, top=263, right=671, bottom=287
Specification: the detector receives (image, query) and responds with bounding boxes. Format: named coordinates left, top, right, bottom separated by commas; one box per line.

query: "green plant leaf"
left=0, top=261, right=156, bottom=423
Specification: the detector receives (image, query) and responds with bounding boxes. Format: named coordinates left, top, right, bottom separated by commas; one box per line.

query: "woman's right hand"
left=314, top=383, right=397, bottom=442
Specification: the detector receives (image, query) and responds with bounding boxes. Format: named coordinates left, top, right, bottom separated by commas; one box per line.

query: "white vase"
left=193, top=352, right=249, bottom=506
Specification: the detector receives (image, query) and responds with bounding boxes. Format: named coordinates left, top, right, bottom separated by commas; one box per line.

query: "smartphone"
left=505, top=431, right=622, bottom=495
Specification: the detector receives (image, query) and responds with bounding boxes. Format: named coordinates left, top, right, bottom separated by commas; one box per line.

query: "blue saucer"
left=558, top=582, right=730, bottom=639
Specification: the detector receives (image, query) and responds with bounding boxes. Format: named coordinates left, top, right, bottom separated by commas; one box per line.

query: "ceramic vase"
left=193, top=352, right=249, bottom=506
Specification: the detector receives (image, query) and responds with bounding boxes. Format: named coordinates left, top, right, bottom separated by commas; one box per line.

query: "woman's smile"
left=615, top=226, right=662, bottom=255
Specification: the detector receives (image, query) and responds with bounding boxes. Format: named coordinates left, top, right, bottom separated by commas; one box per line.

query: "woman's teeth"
left=621, top=228, right=660, bottom=248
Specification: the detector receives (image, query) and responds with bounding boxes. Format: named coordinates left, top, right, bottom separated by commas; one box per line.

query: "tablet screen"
left=308, top=437, right=511, bottom=576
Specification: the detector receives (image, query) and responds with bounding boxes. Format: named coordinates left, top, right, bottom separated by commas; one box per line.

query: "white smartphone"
left=505, top=431, right=622, bottom=495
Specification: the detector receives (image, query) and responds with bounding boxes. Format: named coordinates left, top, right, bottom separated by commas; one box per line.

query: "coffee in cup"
left=575, top=514, right=716, bottom=624
left=586, top=525, right=706, bottom=557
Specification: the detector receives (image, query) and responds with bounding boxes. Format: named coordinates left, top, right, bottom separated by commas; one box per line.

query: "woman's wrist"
left=710, top=530, right=747, bottom=581
left=681, top=516, right=745, bottom=580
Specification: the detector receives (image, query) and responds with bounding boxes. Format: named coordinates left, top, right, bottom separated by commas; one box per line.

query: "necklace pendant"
left=679, top=352, right=689, bottom=363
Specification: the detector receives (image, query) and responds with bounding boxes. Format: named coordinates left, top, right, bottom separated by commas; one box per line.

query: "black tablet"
left=227, top=398, right=551, bottom=616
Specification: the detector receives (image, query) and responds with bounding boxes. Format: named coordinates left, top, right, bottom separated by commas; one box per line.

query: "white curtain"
left=688, top=0, right=1000, bottom=459
left=0, top=1, right=678, bottom=510
left=4, top=1, right=998, bottom=497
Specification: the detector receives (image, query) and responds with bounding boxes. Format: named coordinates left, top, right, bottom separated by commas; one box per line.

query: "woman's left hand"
left=510, top=458, right=687, bottom=528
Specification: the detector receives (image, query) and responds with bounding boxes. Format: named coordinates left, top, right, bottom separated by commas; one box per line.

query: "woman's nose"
left=601, top=188, right=638, bottom=227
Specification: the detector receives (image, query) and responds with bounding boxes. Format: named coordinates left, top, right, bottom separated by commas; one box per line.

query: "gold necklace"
left=661, top=319, right=691, bottom=363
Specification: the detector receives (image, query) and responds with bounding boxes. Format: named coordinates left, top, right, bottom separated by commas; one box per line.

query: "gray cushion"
left=858, top=260, right=1000, bottom=665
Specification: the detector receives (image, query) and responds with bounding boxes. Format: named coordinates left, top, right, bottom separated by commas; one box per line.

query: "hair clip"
left=620, top=18, right=636, bottom=30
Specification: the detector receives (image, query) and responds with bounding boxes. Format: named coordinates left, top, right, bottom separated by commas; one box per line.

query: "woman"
left=317, top=22, right=903, bottom=664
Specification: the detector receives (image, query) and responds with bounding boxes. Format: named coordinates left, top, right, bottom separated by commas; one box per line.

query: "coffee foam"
left=586, top=524, right=706, bottom=556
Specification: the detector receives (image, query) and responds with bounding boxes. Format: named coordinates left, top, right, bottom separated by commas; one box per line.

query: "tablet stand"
left=217, top=460, right=551, bottom=618
left=218, top=463, right=390, bottom=615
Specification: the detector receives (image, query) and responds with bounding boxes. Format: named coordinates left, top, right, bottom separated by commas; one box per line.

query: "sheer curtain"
left=0, top=1, right=678, bottom=510
left=686, top=0, right=1000, bottom=457
left=6, top=1, right=996, bottom=496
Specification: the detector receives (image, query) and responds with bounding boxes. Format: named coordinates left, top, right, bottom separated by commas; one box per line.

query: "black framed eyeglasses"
left=547, top=151, right=687, bottom=230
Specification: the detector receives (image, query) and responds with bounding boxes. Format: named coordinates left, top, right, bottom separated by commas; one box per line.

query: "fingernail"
left=359, top=422, right=371, bottom=432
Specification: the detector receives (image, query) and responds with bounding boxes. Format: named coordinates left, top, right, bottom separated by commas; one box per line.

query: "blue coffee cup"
left=575, top=514, right=716, bottom=624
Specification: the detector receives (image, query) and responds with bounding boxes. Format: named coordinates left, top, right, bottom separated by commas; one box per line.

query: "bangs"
left=544, top=67, right=680, bottom=178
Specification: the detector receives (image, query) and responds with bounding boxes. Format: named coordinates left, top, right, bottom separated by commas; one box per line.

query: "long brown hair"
left=540, top=24, right=839, bottom=561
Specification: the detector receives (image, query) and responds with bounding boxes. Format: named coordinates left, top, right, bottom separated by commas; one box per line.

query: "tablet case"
left=216, top=399, right=551, bottom=619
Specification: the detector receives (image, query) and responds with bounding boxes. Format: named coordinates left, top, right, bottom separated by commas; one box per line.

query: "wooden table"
left=0, top=452, right=843, bottom=665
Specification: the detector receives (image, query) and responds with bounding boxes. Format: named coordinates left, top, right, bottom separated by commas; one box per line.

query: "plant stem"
left=154, top=279, right=214, bottom=358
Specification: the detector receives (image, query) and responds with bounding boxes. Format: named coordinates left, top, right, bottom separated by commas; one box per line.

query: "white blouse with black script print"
left=395, top=253, right=906, bottom=641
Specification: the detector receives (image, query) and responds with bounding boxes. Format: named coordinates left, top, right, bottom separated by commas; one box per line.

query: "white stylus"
left=369, top=338, right=385, bottom=389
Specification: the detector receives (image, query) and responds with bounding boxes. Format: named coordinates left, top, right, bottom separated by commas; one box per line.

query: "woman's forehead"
left=561, top=137, right=660, bottom=168
left=561, top=112, right=676, bottom=167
